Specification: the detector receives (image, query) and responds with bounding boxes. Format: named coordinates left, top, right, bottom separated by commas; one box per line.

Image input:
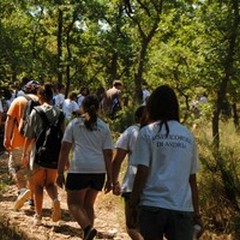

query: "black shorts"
left=121, top=192, right=131, bottom=202
left=139, top=206, right=193, bottom=239
left=65, top=173, right=105, bottom=191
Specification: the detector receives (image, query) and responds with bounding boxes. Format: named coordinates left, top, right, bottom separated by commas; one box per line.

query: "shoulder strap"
left=54, top=111, right=64, bottom=127
left=14, top=90, right=18, bottom=98
left=23, top=95, right=33, bottom=101
left=34, top=107, right=50, bottom=127
left=57, top=111, right=64, bottom=125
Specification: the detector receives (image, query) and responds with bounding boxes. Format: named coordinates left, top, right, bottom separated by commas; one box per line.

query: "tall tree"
left=211, top=0, right=240, bottom=148
left=126, top=0, right=163, bottom=102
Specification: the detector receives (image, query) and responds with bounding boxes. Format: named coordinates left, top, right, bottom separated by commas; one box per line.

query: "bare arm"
left=127, top=164, right=148, bottom=228
left=103, top=149, right=113, bottom=193
left=189, top=174, right=204, bottom=237
left=56, top=141, right=72, bottom=188
left=189, top=174, right=200, bottom=216
left=129, top=164, right=149, bottom=207
left=22, top=137, right=35, bottom=166
left=112, top=148, right=128, bottom=195
left=3, top=115, right=15, bottom=150
left=23, top=137, right=35, bottom=154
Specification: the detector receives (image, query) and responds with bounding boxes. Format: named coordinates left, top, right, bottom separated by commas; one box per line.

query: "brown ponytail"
left=82, top=95, right=99, bottom=131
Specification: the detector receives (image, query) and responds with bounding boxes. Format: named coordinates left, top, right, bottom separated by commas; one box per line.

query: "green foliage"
left=104, top=105, right=138, bottom=141
left=196, top=121, right=240, bottom=236
left=0, top=0, right=240, bottom=236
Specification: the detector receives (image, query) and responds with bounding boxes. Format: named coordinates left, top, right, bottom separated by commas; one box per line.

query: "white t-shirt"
left=62, top=99, right=79, bottom=120
left=132, top=120, right=199, bottom=212
left=115, top=124, right=140, bottom=193
left=9, top=90, right=25, bottom=104
left=0, top=100, right=3, bottom=113
left=17, top=90, right=25, bottom=97
left=53, top=93, right=65, bottom=108
left=63, top=117, right=113, bottom=173
left=77, top=94, right=85, bottom=108
left=142, top=89, right=151, bottom=105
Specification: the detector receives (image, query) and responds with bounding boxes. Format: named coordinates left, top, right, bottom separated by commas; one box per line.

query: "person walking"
left=3, top=80, right=40, bottom=210
left=112, top=106, right=145, bottom=240
left=129, top=85, right=203, bottom=240
left=22, top=83, right=63, bottom=225
left=53, top=83, right=65, bottom=109
left=56, top=94, right=113, bottom=240
left=62, top=91, right=79, bottom=122
left=77, top=86, right=90, bottom=109
left=101, top=80, right=123, bottom=119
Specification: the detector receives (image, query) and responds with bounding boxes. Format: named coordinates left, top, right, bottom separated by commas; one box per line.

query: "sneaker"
left=52, top=199, right=61, bottom=222
left=33, top=214, right=42, bottom=226
left=84, top=227, right=97, bottom=240
left=14, top=188, right=31, bottom=210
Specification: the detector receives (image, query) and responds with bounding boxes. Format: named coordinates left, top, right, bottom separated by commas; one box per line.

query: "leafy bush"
left=195, top=121, right=240, bottom=238
left=105, top=105, right=139, bottom=141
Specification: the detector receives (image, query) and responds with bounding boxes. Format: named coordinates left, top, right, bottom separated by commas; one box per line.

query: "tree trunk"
left=65, top=11, right=78, bottom=98
left=232, top=103, right=239, bottom=130
left=132, top=0, right=163, bottom=103
left=109, top=52, right=118, bottom=83
left=134, top=40, right=148, bottom=103
left=65, top=31, right=71, bottom=98
left=134, top=22, right=159, bottom=103
left=212, top=0, right=240, bottom=211
left=57, top=8, right=63, bottom=84
left=212, top=0, right=239, bottom=149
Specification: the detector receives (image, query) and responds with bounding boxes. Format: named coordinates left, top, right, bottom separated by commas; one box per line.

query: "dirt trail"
left=0, top=152, right=234, bottom=240
left=0, top=152, right=129, bottom=240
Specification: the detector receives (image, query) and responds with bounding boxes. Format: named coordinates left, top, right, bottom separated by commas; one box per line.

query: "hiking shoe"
left=52, top=199, right=61, bottom=222
left=33, top=214, right=42, bottom=226
left=84, top=227, right=97, bottom=240
left=14, top=188, right=31, bottom=210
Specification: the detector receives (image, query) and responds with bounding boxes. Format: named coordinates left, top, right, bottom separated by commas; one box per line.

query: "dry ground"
left=0, top=152, right=128, bottom=240
left=0, top=152, right=234, bottom=240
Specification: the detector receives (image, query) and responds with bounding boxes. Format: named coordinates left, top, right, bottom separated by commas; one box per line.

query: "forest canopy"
left=1, top=0, right=240, bottom=238
left=1, top=0, right=240, bottom=143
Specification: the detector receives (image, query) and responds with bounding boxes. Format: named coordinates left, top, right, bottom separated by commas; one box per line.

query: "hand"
left=127, top=205, right=139, bottom=229
left=64, top=159, right=70, bottom=170
left=112, top=182, right=121, bottom=195
left=104, top=179, right=112, bottom=194
left=3, top=138, right=12, bottom=151
left=56, top=174, right=65, bottom=188
left=22, top=154, right=30, bottom=167
left=194, top=214, right=204, bottom=238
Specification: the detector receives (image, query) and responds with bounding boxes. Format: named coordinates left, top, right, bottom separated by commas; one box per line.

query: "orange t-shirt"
left=7, top=94, right=38, bottom=149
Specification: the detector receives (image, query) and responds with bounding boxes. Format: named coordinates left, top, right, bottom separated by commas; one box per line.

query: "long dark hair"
left=37, top=83, right=53, bottom=102
left=146, top=85, right=179, bottom=136
left=82, top=94, right=99, bottom=131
